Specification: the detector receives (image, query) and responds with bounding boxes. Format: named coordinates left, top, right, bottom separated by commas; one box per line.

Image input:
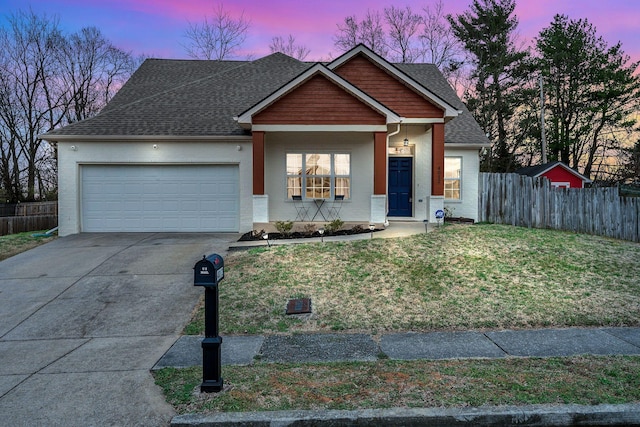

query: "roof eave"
left=535, top=162, right=592, bottom=183
left=39, top=134, right=252, bottom=142
left=328, top=44, right=460, bottom=118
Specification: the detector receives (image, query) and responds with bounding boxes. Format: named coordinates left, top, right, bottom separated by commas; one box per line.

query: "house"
left=515, top=161, right=592, bottom=189
left=41, top=44, right=489, bottom=236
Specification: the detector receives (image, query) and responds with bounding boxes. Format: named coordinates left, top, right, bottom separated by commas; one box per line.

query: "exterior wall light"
left=153, top=144, right=158, bottom=149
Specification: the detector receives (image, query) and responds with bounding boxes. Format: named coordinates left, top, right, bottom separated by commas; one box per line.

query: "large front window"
left=444, top=157, right=461, bottom=200
left=286, top=153, right=350, bottom=199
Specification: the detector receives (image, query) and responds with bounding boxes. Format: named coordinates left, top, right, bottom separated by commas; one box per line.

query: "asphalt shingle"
left=44, top=52, right=488, bottom=146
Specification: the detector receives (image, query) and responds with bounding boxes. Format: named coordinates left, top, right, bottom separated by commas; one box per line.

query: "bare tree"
left=384, top=5, right=422, bottom=63
left=358, top=10, right=388, bottom=58
left=0, top=10, right=141, bottom=202
left=0, top=9, right=66, bottom=201
left=333, top=10, right=387, bottom=58
left=334, top=15, right=358, bottom=52
left=269, top=35, right=310, bottom=61
left=59, top=26, right=140, bottom=123
left=421, top=1, right=457, bottom=65
left=183, top=3, right=250, bottom=60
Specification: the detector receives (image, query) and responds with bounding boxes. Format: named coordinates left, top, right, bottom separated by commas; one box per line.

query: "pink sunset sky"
left=2, top=0, right=639, bottom=64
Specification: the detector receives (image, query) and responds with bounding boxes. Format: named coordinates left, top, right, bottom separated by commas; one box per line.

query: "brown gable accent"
left=334, top=54, right=443, bottom=118
left=252, top=74, right=385, bottom=125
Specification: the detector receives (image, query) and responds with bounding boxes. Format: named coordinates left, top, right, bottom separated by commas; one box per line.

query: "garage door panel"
left=81, top=165, right=239, bottom=232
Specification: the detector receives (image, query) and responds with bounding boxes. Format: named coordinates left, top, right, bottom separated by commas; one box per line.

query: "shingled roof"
left=43, top=51, right=488, bottom=146
left=515, top=161, right=592, bottom=182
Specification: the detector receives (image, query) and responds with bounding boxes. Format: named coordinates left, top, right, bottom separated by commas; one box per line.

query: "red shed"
left=515, top=161, right=591, bottom=189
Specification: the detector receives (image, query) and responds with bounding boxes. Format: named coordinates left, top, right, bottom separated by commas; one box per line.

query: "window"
left=286, top=153, right=350, bottom=199
left=444, top=157, right=461, bottom=200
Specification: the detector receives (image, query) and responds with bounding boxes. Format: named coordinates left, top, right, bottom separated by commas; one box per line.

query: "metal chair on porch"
left=327, top=195, right=344, bottom=220
left=292, top=195, right=309, bottom=221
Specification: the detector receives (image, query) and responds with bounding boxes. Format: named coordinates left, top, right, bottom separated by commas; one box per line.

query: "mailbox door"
left=194, top=259, right=215, bottom=286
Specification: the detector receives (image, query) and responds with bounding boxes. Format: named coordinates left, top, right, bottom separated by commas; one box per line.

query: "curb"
left=171, top=404, right=640, bottom=426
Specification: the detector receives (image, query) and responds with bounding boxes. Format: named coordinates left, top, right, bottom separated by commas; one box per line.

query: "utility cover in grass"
left=286, top=298, right=311, bottom=315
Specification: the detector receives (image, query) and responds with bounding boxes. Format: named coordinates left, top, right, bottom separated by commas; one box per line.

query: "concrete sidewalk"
left=155, top=327, right=640, bottom=369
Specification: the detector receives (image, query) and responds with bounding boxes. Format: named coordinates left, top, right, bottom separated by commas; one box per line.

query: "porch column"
left=431, top=123, right=444, bottom=196
left=374, top=131, right=387, bottom=195
left=428, top=123, right=445, bottom=223
left=252, top=131, right=269, bottom=223
left=371, top=131, right=387, bottom=224
left=252, top=131, right=265, bottom=195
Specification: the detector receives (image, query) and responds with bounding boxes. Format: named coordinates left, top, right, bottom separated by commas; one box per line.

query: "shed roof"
left=515, top=161, right=592, bottom=183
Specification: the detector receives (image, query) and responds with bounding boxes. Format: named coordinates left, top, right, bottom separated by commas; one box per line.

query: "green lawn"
left=185, top=224, right=640, bottom=335
left=160, top=224, right=640, bottom=415
left=0, top=230, right=56, bottom=261
left=156, top=356, right=640, bottom=414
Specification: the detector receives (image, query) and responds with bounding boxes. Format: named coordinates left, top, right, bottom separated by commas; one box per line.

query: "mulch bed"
left=239, top=226, right=378, bottom=241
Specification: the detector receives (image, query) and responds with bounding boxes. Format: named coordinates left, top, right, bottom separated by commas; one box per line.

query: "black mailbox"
left=194, top=254, right=224, bottom=286
left=193, top=253, right=225, bottom=392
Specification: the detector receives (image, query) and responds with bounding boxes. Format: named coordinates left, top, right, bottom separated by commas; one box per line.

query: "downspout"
left=384, top=119, right=403, bottom=226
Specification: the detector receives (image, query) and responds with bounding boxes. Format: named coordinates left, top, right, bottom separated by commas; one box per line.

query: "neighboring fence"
left=479, top=173, right=640, bottom=243
left=0, top=201, right=58, bottom=236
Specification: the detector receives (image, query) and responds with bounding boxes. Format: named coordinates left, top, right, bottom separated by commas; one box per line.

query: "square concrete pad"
left=381, top=332, right=506, bottom=360
left=153, top=335, right=265, bottom=369
left=3, top=274, right=200, bottom=340
left=260, top=333, right=379, bottom=363
left=0, top=339, right=88, bottom=375
left=0, top=375, right=28, bottom=397
left=0, top=245, right=126, bottom=279
left=603, top=327, right=640, bottom=349
left=42, top=336, right=179, bottom=373
left=486, top=328, right=640, bottom=357
left=0, top=371, right=174, bottom=426
left=0, top=277, right=75, bottom=336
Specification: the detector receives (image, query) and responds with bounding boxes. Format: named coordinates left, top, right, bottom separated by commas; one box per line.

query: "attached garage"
left=81, top=164, right=239, bottom=232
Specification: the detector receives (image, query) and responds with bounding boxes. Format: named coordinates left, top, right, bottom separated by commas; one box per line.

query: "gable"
left=542, top=166, right=586, bottom=188
left=334, top=54, right=444, bottom=119
left=252, top=74, right=386, bottom=125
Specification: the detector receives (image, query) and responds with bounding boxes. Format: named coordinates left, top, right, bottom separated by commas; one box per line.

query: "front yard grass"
left=0, top=230, right=56, bottom=261
left=185, top=224, right=640, bottom=335
left=155, top=356, right=640, bottom=414
left=160, top=224, right=640, bottom=414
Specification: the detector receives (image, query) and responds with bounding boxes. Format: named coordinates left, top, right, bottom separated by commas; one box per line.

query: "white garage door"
left=81, top=165, right=239, bottom=232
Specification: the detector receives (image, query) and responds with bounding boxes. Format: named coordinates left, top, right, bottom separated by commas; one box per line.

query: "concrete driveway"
left=0, top=232, right=236, bottom=426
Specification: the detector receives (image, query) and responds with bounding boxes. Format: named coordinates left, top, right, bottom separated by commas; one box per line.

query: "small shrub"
left=444, top=206, right=455, bottom=218
left=302, top=223, right=317, bottom=235
left=350, top=224, right=364, bottom=233
left=275, top=220, right=294, bottom=235
left=326, top=218, right=344, bottom=233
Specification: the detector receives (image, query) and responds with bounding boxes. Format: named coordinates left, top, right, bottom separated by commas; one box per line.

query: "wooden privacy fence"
left=0, top=201, right=58, bottom=236
left=479, top=173, right=640, bottom=243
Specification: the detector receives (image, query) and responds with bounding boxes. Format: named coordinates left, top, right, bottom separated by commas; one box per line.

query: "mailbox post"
left=194, top=254, right=224, bottom=393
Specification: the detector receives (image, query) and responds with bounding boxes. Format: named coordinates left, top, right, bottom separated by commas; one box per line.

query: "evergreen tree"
left=448, top=0, right=532, bottom=172
left=536, top=14, right=640, bottom=180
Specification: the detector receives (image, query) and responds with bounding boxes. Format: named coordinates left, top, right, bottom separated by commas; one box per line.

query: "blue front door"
left=388, top=157, right=412, bottom=217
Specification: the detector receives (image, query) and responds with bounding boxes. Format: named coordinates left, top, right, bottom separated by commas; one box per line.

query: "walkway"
left=156, top=327, right=640, bottom=369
